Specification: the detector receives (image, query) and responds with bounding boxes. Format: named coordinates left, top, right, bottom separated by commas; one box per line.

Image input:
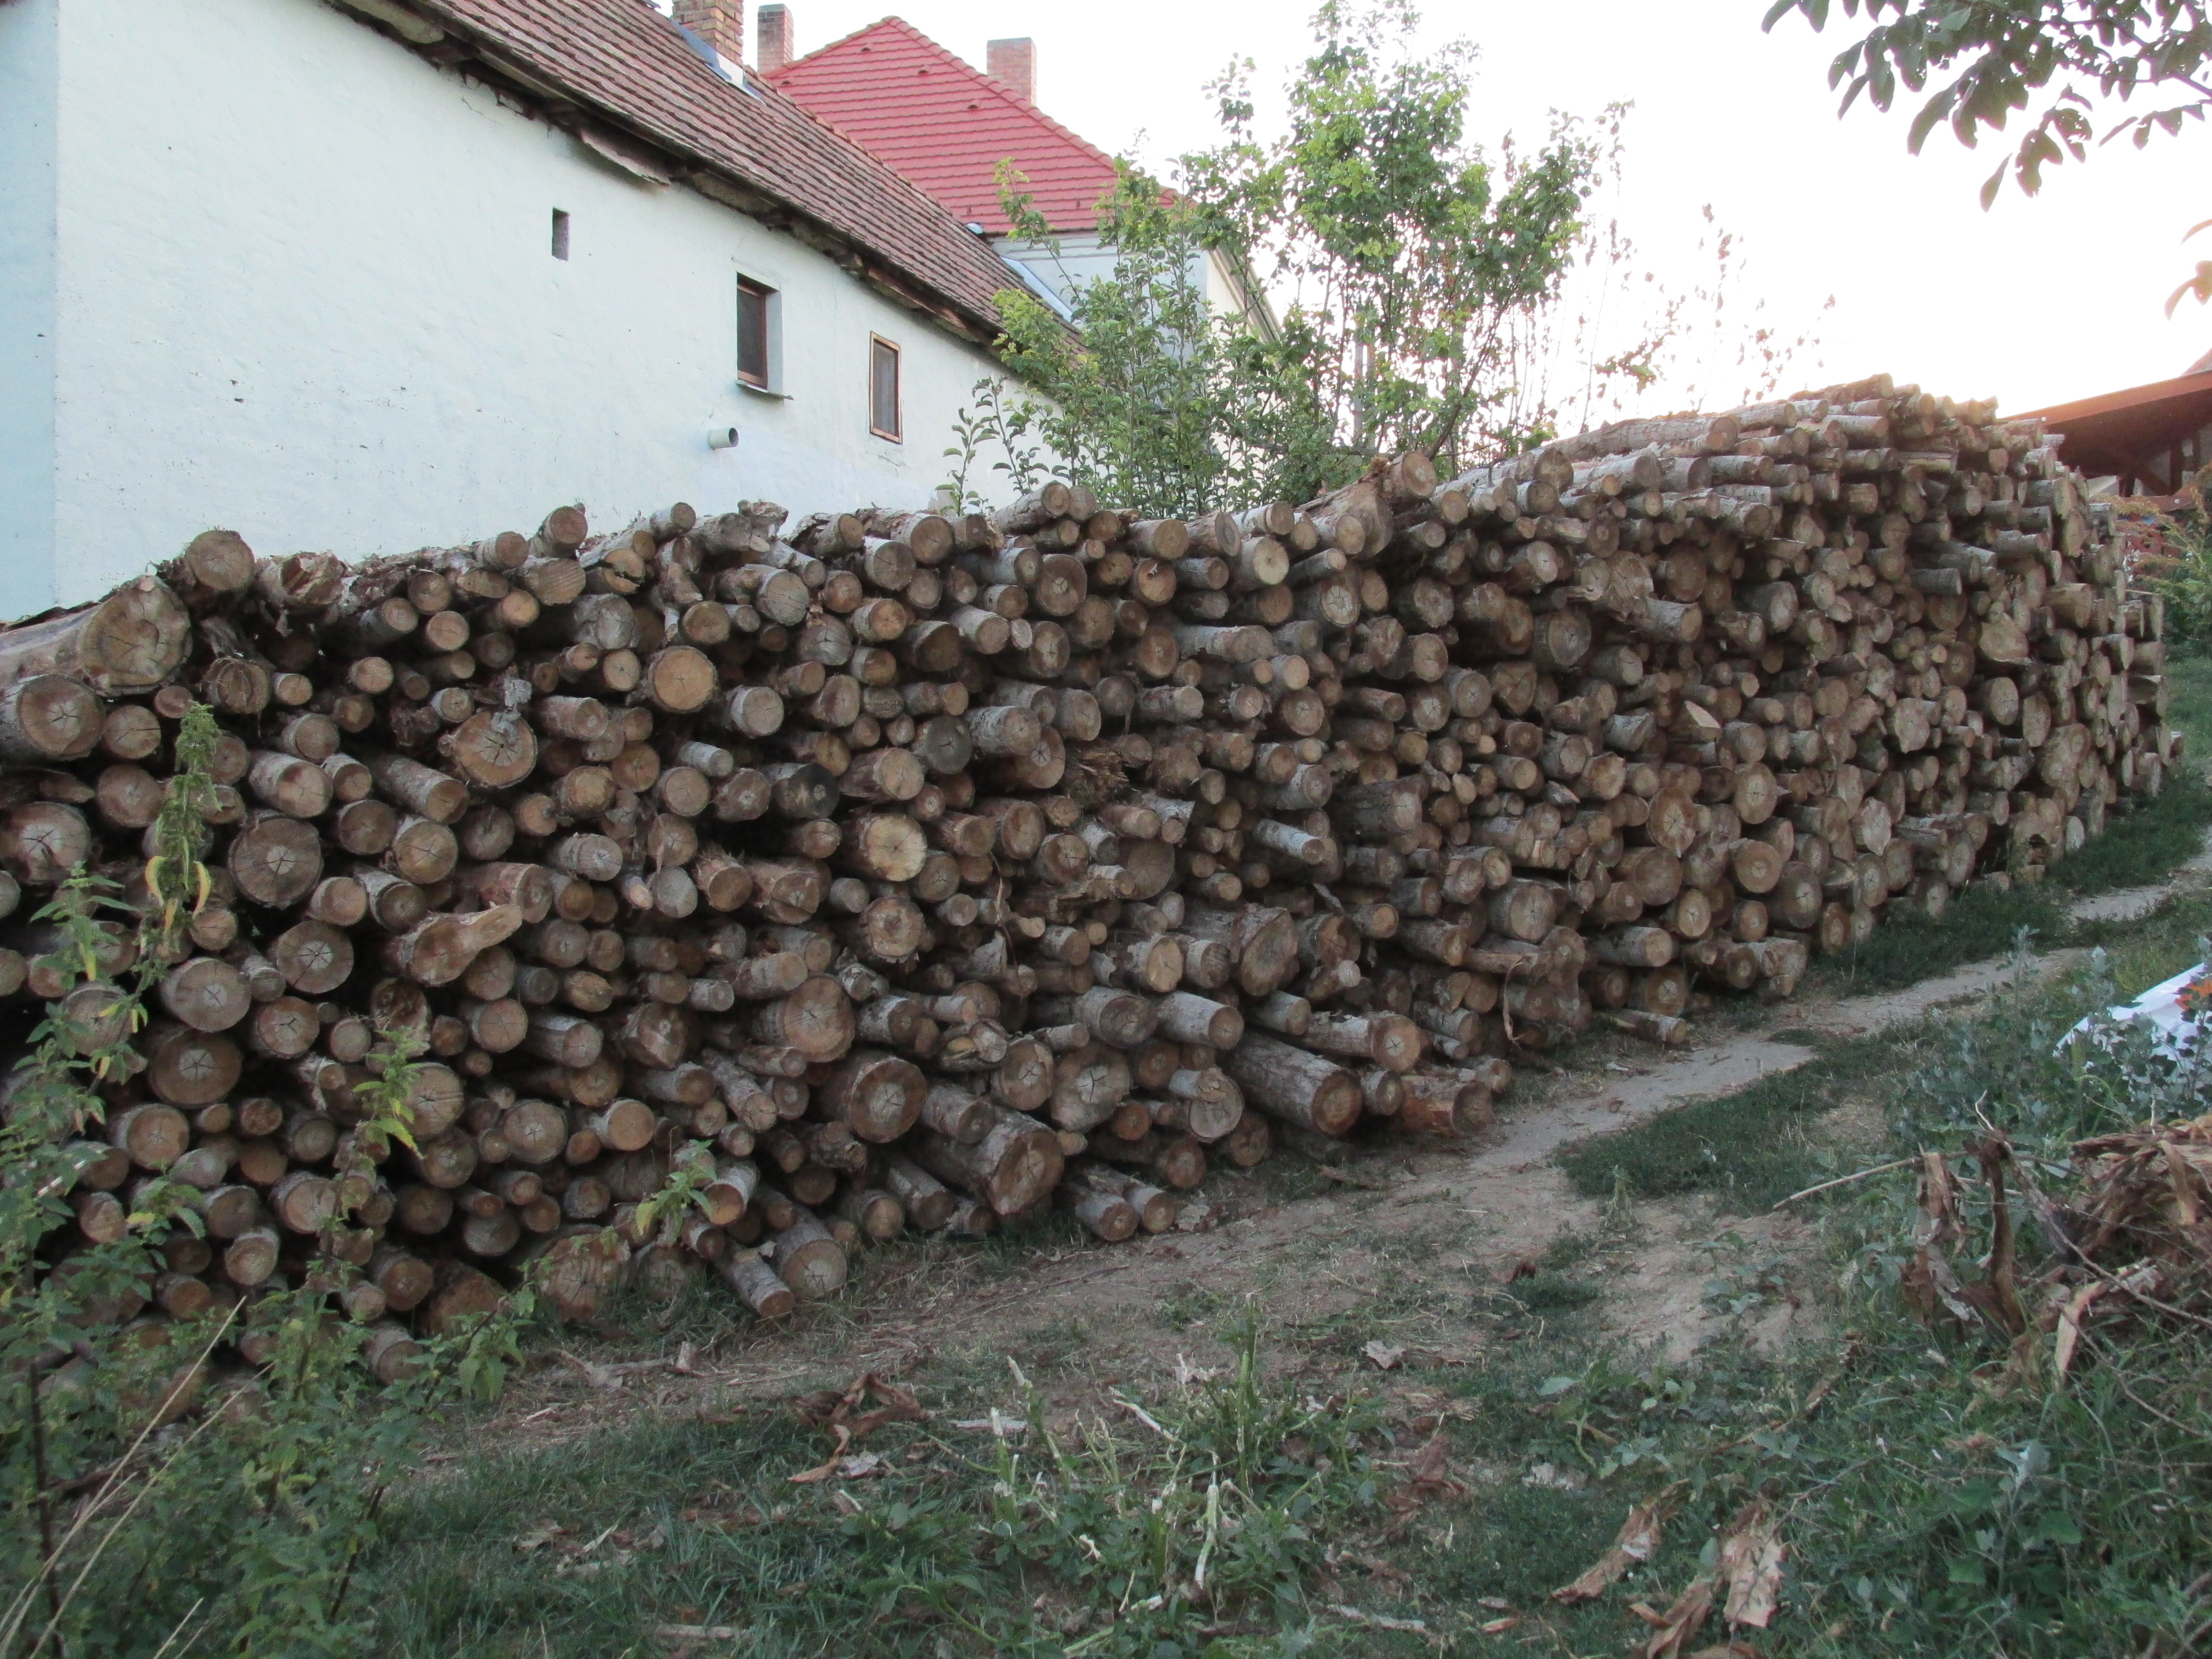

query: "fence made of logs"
left=2, top=372, right=2175, bottom=1367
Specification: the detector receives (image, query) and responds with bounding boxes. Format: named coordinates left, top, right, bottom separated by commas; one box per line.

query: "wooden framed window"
left=737, top=278, right=772, bottom=388
left=869, top=335, right=902, bottom=441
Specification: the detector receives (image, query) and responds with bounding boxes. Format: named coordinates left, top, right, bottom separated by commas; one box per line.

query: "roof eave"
left=2020, top=370, right=2212, bottom=426
left=322, top=0, right=1010, bottom=347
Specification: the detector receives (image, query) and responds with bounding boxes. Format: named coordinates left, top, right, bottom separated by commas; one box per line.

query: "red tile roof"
left=354, top=0, right=1024, bottom=336
left=768, top=16, right=1120, bottom=234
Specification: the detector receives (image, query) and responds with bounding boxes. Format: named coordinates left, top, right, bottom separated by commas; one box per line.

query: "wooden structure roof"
left=2024, top=362, right=2212, bottom=496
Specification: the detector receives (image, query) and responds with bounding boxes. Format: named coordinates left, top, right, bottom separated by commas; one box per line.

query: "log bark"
left=0, top=577, right=191, bottom=695
left=912, top=1101, right=1064, bottom=1215
left=819, top=1049, right=926, bottom=1143
left=1223, top=1035, right=1361, bottom=1136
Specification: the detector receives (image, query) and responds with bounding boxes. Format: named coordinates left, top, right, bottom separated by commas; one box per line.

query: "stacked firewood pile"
left=2, top=374, right=2175, bottom=1348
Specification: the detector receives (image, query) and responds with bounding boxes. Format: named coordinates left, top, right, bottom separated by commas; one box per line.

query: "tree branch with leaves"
left=1764, top=0, right=2212, bottom=311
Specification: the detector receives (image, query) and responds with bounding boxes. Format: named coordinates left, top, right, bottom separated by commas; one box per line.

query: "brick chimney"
left=756, top=2, right=801, bottom=72
left=673, top=0, right=744, bottom=66
left=986, top=37, right=1034, bottom=105
left=756, top=3, right=793, bottom=73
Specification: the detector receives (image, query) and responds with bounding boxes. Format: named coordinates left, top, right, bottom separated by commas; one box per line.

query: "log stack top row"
left=1, top=371, right=2174, bottom=1350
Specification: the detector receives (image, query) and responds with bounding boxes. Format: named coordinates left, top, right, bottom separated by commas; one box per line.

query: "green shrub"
left=2141, top=514, right=2212, bottom=648
left=0, top=706, right=528, bottom=1659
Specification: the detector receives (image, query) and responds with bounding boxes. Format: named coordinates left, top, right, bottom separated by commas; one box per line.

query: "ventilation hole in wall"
left=551, top=209, right=571, bottom=261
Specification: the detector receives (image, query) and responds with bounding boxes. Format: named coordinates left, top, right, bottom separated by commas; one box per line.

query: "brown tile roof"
left=354, top=0, right=1023, bottom=337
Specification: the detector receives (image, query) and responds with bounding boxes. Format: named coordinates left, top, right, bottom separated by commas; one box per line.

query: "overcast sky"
left=752, top=0, right=2210, bottom=419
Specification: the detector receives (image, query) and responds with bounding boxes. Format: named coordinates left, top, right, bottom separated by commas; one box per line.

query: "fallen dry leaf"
left=1362, top=1340, right=1406, bottom=1370
left=793, top=1371, right=928, bottom=1440
left=1552, top=1483, right=1685, bottom=1603
left=678, top=1505, right=765, bottom=1532
left=2054, top=1280, right=2104, bottom=1376
left=1634, top=1577, right=1715, bottom=1659
left=513, top=1524, right=571, bottom=1553
left=789, top=1372, right=930, bottom=1483
left=788, top=1430, right=853, bottom=1485
left=1963, top=1137, right=2028, bottom=1336
left=1406, top=1428, right=1460, bottom=1494
left=653, top=1626, right=739, bottom=1643
left=1479, top=1615, right=1522, bottom=1635
left=1381, top=1427, right=1466, bottom=1534
left=1716, top=1501, right=1786, bottom=1629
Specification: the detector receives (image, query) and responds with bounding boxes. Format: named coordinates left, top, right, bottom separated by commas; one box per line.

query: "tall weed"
left=0, top=705, right=529, bottom=1659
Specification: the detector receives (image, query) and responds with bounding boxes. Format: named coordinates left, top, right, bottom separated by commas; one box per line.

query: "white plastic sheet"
left=2066, top=962, right=2212, bottom=1059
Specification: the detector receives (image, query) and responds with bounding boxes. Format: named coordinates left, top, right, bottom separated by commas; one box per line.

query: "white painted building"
left=0, top=0, right=1035, bottom=613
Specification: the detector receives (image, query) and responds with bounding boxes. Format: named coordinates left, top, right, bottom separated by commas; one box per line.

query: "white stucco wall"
left=6, top=0, right=1014, bottom=611
left=0, top=0, right=59, bottom=615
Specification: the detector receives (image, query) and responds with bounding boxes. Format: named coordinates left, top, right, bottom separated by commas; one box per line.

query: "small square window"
left=869, top=336, right=901, bottom=441
left=550, top=209, right=571, bottom=260
left=738, top=278, right=773, bottom=387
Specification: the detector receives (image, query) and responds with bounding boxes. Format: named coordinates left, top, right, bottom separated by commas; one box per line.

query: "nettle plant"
left=0, top=703, right=525, bottom=1659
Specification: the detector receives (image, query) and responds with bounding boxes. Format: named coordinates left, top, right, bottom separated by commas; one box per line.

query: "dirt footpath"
left=489, top=839, right=2212, bottom=1438
left=866, top=950, right=2043, bottom=1374
left=483, top=940, right=2078, bottom=1451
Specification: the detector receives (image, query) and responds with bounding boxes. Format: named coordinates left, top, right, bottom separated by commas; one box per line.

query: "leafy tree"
left=1762, top=0, right=2212, bottom=307
left=1186, top=1, right=1602, bottom=468
left=986, top=0, right=1620, bottom=512
left=992, top=165, right=1336, bottom=517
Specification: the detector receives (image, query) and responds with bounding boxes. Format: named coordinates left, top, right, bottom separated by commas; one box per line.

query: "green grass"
left=1407, top=1310, right=2212, bottom=1656
left=359, top=914, right=2212, bottom=1659
left=1481, top=866, right=2212, bottom=1654
left=1504, top=1272, right=1600, bottom=1312
left=362, top=1317, right=1419, bottom=1659
left=1565, top=886, right=2212, bottom=1210
left=1558, top=1022, right=1910, bottom=1207
left=1816, top=883, right=2071, bottom=994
